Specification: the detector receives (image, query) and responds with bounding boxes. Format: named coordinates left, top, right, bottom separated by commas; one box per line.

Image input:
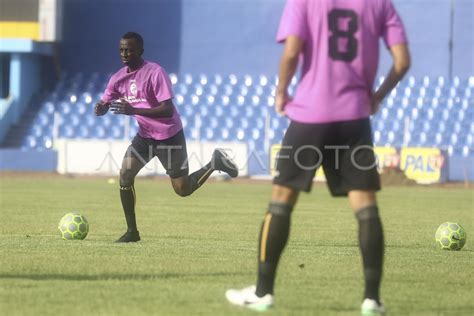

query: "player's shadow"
left=0, top=271, right=250, bottom=281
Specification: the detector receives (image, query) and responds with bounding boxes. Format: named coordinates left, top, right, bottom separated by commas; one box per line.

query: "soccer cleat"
left=225, top=285, right=274, bottom=312
left=115, top=230, right=141, bottom=243
left=213, top=149, right=239, bottom=178
left=361, top=298, right=386, bottom=315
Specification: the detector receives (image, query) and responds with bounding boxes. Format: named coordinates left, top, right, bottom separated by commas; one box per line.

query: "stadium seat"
left=169, top=73, right=178, bottom=85
left=16, top=73, right=472, bottom=160
left=227, top=74, right=239, bottom=86
left=211, top=74, right=224, bottom=86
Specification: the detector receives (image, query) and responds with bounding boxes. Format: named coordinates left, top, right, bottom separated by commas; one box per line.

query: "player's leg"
left=169, top=153, right=238, bottom=196
left=327, top=118, right=384, bottom=314
left=179, top=148, right=239, bottom=191
left=225, top=184, right=298, bottom=311
left=174, top=148, right=238, bottom=195
left=350, top=190, right=385, bottom=315
left=226, top=121, right=318, bottom=310
left=255, top=184, right=299, bottom=297
left=116, top=136, right=152, bottom=242
left=157, top=130, right=238, bottom=197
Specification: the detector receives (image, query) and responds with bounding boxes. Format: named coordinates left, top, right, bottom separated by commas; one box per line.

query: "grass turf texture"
left=0, top=176, right=472, bottom=315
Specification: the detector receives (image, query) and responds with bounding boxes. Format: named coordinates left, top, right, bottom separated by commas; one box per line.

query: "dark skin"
left=94, top=37, right=192, bottom=196
left=94, top=38, right=173, bottom=118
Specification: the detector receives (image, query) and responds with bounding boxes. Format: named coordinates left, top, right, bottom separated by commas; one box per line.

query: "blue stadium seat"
left=199, top=106, right=210, bottom=117
left=238, top=85, right=249, bottom=96
left=128, top=125, right=138, bottom=138
left=183, top=73, right=193, bottom=85
left=31, top=124, right=43, bottom=138
left=204, top=95, right=216, bottom=106
left=60, top=125, right=74, bottom=138
left=169, top=73, right=178, bottom=85
left=192, top=84, right=204, bottom=96
left=396, top=108, right=404, bottom=120
left=84, top=115, right=96, bottom=127
left=467, top=134, right=473, bottom=147
left=219, top=84, right=233, bottom=96
left=223, top=117, right=234, bottom=129
left=227, top=74, right=239, bottom=86
left=244, top=106, right=255, bottom=118
left=76, top=102, right=87, bottom=115
left=41, top=101, right=55, bottom=114
left=210, top=74, right=224, bottom=86
left=462, top=146, right=472, bottom=157
left=441, top=109, right=450, bottom=121
left=265, top=96, right=275, bottom=107
left=77, top=126, right=89, bottom=138
left=20, top=73, right=474, bottom=157
left=251, top=128, right=261, bottom=141
left=209, top=117, right=219, bottom=129
left=203, top=127, right=215, bottom=140
left=80, top=92, right=93, bottom=104
left=24, top=135, right=37, bottom=149
left=205, top=84, right=219, bottom=96
left=58, top=102, right=72, bottom=115
left=249, top=85, right=264, bottom=97
left=175, top=83, right=188, bottom=95
left=110, top=126, right=122, bottom=139
left=69, top=114, right=81, bottom=127
left=93, top=126, right=106, bottom=139
left=175, top=94, right=185, bottom=106
left=217, top=128, right=231, bottom=141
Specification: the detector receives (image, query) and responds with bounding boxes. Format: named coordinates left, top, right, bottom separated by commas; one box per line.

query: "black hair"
left=122, top=32, right=144, bottom=49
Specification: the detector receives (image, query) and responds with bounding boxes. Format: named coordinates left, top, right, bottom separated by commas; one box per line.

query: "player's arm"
left=372, top=43, right=411, bottom=114
left=110, top=98, right=174, bottom=118
left=96, top=77, right=119, bottom=116
left=94, top=100, right=111, bottom=116
left=276, top=35, right=304, bottom=115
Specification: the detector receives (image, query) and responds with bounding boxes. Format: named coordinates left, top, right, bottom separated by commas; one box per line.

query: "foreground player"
left=95, top=32, right=238, bottom=242
left=226, top=0, right=410, bottom=314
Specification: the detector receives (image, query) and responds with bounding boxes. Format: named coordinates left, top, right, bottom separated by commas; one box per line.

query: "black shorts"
left=273, top=118, right=380, bottom=196
left=125, top=129, right=189, bottom=178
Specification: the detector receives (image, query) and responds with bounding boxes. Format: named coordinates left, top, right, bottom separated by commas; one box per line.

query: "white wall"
left=55, top=139, right=248, bottom=177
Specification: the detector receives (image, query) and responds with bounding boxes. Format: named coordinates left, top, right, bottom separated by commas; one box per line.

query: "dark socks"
left=255, top=202, right=293, bottom=297
left=356, top=205, right=384, bottom=302
left=120, top=184, right=137, bottom=232
left=187, top=161, right=214, bottom=193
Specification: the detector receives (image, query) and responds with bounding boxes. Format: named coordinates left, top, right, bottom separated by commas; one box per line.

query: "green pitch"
left=0, top=176, right=472, bottom=315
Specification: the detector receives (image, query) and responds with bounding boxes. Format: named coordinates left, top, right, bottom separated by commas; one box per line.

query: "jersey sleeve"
left=276, top=0, right=308, bottom=43
left=382, top=0, right=408, bottom=48
left=153, top=67, right=174, bottom=103
left=101, top=77, right=120, bottom=103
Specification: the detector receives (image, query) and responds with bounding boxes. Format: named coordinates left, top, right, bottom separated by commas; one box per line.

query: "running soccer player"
left=226, top=0, right=410, bottom=314
left=95, top=32, right=239, bottom=243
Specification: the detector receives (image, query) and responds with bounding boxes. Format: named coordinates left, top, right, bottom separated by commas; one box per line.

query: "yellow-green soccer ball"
left=58, top=213, right=89, bottom=240
left=435, top=222, right=466, bottom=250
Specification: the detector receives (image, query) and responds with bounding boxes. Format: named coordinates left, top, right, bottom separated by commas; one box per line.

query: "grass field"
left=0, top=175, right=473, bottom=315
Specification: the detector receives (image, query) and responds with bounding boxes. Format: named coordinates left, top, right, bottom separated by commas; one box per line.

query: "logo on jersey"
left=129, top=80, right=138, bottom=96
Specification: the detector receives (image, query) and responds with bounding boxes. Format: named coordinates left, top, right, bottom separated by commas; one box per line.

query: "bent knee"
left=172, top=183, right=192, bottom=197
left=120, top=168, right=136, bottom=187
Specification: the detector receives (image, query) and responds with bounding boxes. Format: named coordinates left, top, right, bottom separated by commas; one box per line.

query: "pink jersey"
left=102, top=60, right=182, bottom=140
left=277, top=0, right=408, bottom=123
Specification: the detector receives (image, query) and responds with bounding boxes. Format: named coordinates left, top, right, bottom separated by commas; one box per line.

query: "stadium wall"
left=0, top=148, right=57, bottom=171
left=54, top=139, right=249, bottom=176
left=0, top=40, right=55, bottom=141
left=1, top=142, right=472, bottom=183
left=58, top=0, right=473, bottom=78
left=448, top=157, right=474, bottom=182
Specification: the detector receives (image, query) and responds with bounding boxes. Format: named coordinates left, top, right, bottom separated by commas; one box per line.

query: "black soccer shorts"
left=125, top=129, right=189, bottom=178
left=273, top=118, right=381, bottom=196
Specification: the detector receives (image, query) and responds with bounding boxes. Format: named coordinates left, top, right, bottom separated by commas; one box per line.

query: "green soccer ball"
left=58, top=213, right=89, bottom=240
left=435, top=222, right=466, bottom=250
